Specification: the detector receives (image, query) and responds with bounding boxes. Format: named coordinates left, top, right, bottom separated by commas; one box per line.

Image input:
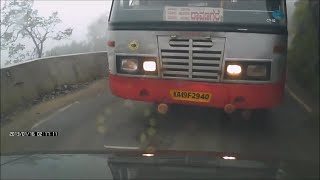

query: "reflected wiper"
left=105, top=147, right=277, bottom=169
left=108, top=155, right=283, bottom=180
left=108, top=155, right=272, bottom=169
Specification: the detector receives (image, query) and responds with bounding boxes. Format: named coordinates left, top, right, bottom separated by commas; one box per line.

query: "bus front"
left=107, top=0, right=288, bottom=114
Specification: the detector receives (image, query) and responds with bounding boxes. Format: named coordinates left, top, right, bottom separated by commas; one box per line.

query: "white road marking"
left=285, top=85, right=312, bottom=113
left=31, top=101, right=80, bottom=130
left=237, top=28, right=248, bottom=31
left=104, top=145, right=139, bottom=150
left=31, top=114, right=55, bottom=130
left=58, top=101, right=80, bottom=112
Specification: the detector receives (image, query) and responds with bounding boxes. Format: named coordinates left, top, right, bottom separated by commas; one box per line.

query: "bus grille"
left=158, top=37, right=225, bottom=82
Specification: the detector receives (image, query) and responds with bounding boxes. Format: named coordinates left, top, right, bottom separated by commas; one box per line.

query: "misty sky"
left=1, top=0, right=296, bottom=67
left=32, top=0, right=112, bottom=45
left=1, top=0, right=112, bottom=67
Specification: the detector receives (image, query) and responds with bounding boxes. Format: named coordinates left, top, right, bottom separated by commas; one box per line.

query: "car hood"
left=1, top=154, right=112, bottom=179
left=0, top=150, right=318, bottom=180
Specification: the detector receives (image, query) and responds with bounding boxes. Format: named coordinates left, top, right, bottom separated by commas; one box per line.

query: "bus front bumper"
left=109, top=74, right=285, bottom=109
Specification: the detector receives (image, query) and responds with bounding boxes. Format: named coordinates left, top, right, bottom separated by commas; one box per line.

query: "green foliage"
left=86, top=14, right=108, bottom=52
left=288, top=0, right=319, bottom=97
left=0, top=0, right=73, bottom=60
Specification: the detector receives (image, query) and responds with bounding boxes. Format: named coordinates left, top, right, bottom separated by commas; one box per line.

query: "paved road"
left=1, top=79, right=318, bottom=163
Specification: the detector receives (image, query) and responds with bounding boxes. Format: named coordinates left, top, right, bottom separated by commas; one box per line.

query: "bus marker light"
left=247, top=65, right=267, bottom=77
left=223, top=156, right=236, bottom=160
left=143, top=61, right=156, bottom=72
left=121, top=59, right=138, bottom=72
left=227, top=65, right=241, bottom=75
left=142, top=153, right=154, bottom=157
left=107, top=40, right=115, bottom=47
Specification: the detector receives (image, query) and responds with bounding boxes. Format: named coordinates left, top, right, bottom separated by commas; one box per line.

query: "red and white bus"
left=107, top=0, right=288, bottom=116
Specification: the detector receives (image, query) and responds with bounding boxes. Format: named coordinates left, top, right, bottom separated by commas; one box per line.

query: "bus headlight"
left=143, top=61, right=156, bottom=72
left=227, top=65, right=242, bottom=75
left=121, top=59, right=138, bottom=72
left=247, top=65, right=267, bottom=77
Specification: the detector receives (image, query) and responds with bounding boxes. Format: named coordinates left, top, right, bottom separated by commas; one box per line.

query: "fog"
left=1, top=0, right=112, bottom=67
left=32, top=1, right=112, bottom=47
left=1, top=0, right=297, bottom=68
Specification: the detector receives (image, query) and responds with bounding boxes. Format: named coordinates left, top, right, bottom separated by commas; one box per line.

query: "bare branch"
left=1, top=0, right=72, bottom=60
left=23, top=27, right=41, bottom=57
left=0, top=23, right=14, bottom=38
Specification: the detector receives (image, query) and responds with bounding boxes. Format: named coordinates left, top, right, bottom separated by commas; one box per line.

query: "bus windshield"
left=110, top=0, right=287, bottom=26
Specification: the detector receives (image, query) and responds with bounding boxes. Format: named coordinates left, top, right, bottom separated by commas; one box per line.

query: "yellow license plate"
left=170, top=90, right=212, bottom=103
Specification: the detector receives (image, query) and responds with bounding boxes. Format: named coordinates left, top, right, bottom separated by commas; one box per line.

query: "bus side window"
left=122, top=0, right=139, bottom=9
left=127, top=0, right=147, bottom=8
left=129, top=0, right=134, bottom=6
left=223, top=0, right=266, bottom=11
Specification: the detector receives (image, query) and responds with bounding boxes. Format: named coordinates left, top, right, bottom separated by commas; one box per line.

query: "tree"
left=288, top=0, right=319, bottom=96
left=44, top=13, right=108, bottom=57
left=86, top=14, right=108, bottom=51
left=45, top=40, right=91, bottom=56
left=0, top=0, right=73, bottom=60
